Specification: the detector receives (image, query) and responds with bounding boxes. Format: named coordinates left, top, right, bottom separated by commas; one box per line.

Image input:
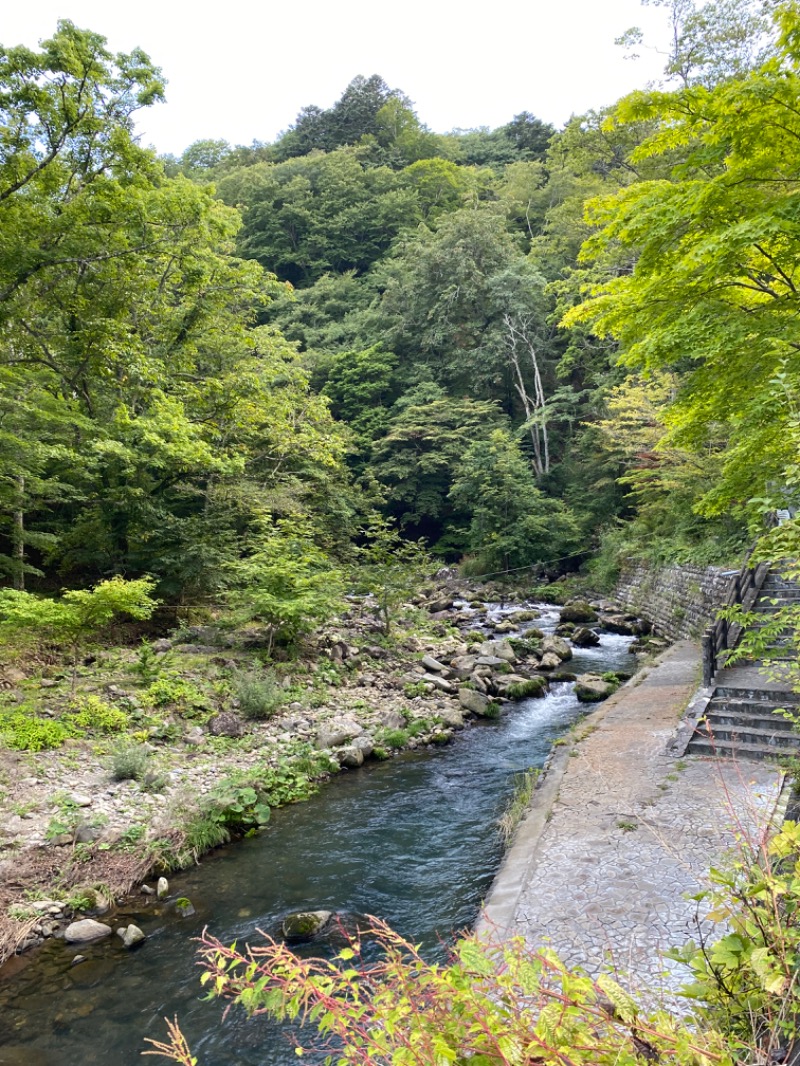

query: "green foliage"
left=0, top=709, right=71, bottom=751
left=229, top=519, right=345, bottom=652
left=403, top=681, right=429, bottom=699
left=143, top=676, right=209, bottom=717
left=352, top=515, right=430, bottom=634
left=376, top=728, right=409, bottom=750
left=66, top=695, right=128, bottom=734
left=232, top=669, right=285, bottom=720
left=566, top=9, right=800, bottom=532
left=667, top=820, right=800, bottom=1053
left=153, top=919, right=732, bottom=1066
left=506, top=679, right=546, bottom=700
left=450, top=429, right=581, bottom=574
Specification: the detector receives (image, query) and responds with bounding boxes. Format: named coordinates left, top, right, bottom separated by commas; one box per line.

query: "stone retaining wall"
left=614, top=562, right=735, bottom=640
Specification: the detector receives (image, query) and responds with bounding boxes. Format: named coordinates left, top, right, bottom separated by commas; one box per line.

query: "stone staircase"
left=688, top=566, right=800, bottom=762
left=687, top=685, right=800, bottom=760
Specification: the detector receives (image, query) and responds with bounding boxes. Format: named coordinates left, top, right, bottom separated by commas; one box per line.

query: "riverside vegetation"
left=3, top=0, right=800, bottom=1060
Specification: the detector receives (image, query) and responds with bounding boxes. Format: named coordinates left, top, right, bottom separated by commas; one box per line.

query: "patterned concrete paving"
left=480, top=642, right=786, bottom=1003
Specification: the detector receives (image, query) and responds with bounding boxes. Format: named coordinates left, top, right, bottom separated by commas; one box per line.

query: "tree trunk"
left=12, top=477, right=25, bottom=591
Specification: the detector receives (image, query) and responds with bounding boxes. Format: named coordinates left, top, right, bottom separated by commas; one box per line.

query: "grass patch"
left=497, top=769, right=540, bottom=845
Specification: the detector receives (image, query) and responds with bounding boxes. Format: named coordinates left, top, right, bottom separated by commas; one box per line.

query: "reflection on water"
left=0, top=612, right=636, bottom=1066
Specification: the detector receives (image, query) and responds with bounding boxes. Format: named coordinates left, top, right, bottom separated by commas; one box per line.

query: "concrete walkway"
left=479, top=641, right=786, bottom=1001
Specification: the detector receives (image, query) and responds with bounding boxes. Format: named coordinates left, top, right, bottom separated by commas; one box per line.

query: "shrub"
left=109, top=739, right=151, bottom=781
left=0, top=710, right=71, bottom=751
left=67, top=694, right=128, bottom=734
left=233, top=669, right=285, bottom=720
left=148, top=919, right=732, bottom=1066
left=143, top=676, right=209, bottom=717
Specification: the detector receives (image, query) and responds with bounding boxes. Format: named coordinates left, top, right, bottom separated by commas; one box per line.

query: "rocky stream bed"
left=0, top=576, right=661, bottom=967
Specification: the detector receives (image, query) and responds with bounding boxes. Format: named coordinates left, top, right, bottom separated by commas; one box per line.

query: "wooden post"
left=702, top=630, right=714, bottom=688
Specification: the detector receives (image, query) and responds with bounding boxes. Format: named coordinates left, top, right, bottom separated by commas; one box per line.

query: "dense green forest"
left=1, top=0, right=797, bottom=624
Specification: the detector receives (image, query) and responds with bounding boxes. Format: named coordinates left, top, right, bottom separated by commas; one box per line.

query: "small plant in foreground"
left=145, top=919, right=732, bottom=1066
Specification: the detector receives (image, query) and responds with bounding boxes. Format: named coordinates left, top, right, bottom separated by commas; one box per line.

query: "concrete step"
left=705, top=705, right=798, bottom=731
left=687, top=736, right=800, bottom=761
left=714, top=684, right=800, bottom=703
left=694, top=724, right=800, bottom=749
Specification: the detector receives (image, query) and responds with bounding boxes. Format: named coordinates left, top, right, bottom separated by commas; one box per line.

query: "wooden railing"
left=701, top=551, right=770, bottom=687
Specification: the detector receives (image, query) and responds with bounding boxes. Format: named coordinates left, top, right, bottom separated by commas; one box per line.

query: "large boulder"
left=378, top=708, right=406, bottom=730
left=420, top=654, right=448, bottom=674
left=316, top=717, right=364, bottom=749
left=458, top=688, right=495, bottom=717
left=600, top=614, right=636, bottom=636
left=575, top=675, right=616, bottom=702
left=450, top=654, right=478, bottom=679
left=437, top=707, right=465, bottom=729
left=475, top=655, right=511, bottom=670
left=541, top=636, right=572, bottom=662
left=338, top=745, right=365, bottom=768
left=538, top=652, right=562, bottom=670
left=425, top=674, right=455, bottom=694
left=281, top=910, right=333, bottom=943
left=117, top=924, right=146, bottom=949
left=208, top=712, right=245, bottom=737
left=479, top=640, right=517, bottom=663
left=494, top=675, right=547, bottom=700
left=64, top=919, right=113, bottom=944
left=571, top=626, right=600, bottom=648
left=559, top=601, right=598, bottom=624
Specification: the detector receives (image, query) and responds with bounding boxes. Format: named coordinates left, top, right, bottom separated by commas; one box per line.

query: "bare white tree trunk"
left=503, top=313, right=550, bottom=478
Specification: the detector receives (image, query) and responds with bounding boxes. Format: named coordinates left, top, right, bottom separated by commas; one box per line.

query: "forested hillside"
left=1, top=0, right=797, bottom=619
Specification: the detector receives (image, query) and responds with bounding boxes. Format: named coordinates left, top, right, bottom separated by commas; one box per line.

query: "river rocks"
left=175, top=898, right=196, bottom=918
left=600, top=614, right=636, bottom=635
left=449, top=654, right=478, bottom=679
left=571, top=626, right=600, bottom=648
left=378, top=708, right=406, bottom=730
left=540, top=636, right=572, bottom=662
left=64, top=919, right=113, bottom=943
left=492, top=620, right=518, bottom=634
left=559, top=601, right=598, bottom=624
left=426, top=595, right=455, bottom=613
left=479, top=640, right=517, bottom=663
left=117, top=924, right=146, bottom=949
left=282, top=910, right=332, bottom=942
left=494, top=675, right=547, bottom=700
left=575, top=675, right=617, bottom=702
left=157, top=876, right=169, bottom=899
left=475, top=655, right=510, bottom=670
left=538, top=652, right=562, bottom=671
left=420, top=654, right=448, bottom=674
left=316, top=717, right=363, bottom=749
left=74, top=822, right=102, bottom=844
left=425, top=675, right=454, bottom=694
left=437, top=707, right=465, bottom=728
left=208, top=712, right=245, bottom=738
left=338, top=744, right=365, bottom=768
left=458, top=688, right=497, bottom=717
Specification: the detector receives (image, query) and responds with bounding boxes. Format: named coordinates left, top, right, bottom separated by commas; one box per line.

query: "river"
left=0, top=603, right=636, bottom=1066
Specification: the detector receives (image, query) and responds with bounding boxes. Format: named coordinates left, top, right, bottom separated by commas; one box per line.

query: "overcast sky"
left=2, top=0, right=669, bottom=157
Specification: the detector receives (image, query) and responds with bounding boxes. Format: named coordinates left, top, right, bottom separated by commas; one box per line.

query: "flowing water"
left=0, top=605, right=636, bottom=1066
